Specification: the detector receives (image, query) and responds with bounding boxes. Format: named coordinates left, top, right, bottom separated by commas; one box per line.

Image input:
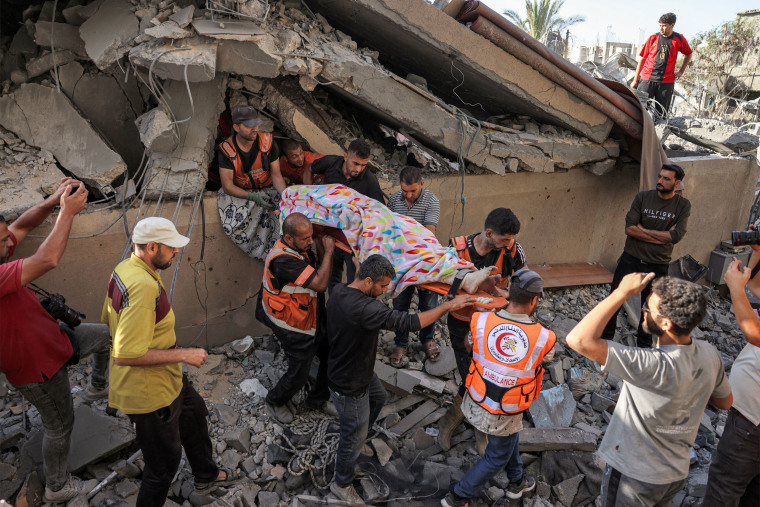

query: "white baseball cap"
left=132, top=217, right=189, bottom=248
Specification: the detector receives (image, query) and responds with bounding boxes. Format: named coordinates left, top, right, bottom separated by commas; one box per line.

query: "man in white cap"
left=102, top=217, right=239, bottom=505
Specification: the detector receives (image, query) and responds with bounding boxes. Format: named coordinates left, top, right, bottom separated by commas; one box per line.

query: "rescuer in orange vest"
left=256, top=213, right=335, bottom=424
left=218, top=105, right=287, bottom=203
left=442, top=269, right=555, bottom=507
left=438, top=208, right=527, bottom=453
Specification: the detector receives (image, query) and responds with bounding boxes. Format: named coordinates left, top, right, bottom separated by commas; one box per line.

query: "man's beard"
left=643, top=313, right=664, bottom=336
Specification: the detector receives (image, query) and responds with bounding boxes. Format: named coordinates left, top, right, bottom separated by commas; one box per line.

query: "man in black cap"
left=216, top=106, right=286, bottom=260
left=218, top=105, right=286, bottom=200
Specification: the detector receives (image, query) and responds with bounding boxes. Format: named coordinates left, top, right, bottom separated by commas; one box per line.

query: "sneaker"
left=44, top=475, right=98, bottom=503
left=83, top=385, right=109, bottom=401
left=506, top=474, right=536, bottom=499
left=330, top=482, right=366, bottom=505
left=265, top=400, right=294, bottom=424
left=441, top=491, right=469, bottom=507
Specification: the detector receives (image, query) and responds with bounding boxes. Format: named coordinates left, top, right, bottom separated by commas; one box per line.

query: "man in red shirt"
left=632, top=13, right=692, bottom=121
left=279, top=140, right=324, bottom=185
left=0, top=179, right=110, bottom=503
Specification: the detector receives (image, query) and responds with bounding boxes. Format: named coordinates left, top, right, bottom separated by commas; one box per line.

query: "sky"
left=481, top=0, right=758, bottom=46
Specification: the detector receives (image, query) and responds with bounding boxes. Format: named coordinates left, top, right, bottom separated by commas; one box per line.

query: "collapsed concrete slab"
left=64, top=71, right=145, bottom=172
left=263, top=83, right=344, bottom=155
left=33, top=21, right=87, bottom=57
left=79, top=0, right=139, bottom=70
left=0, top=84, right=127, bottom=190
left=136, top=107, right=179, bottom=153
left=25, top=49, right=78, bottom=79
left=304, top=0, right=614, bottom=143
left=143, top=75, right=227, bottom=198
left=213, top=39, right=281, bottom=78
left=129, top=37, right=217, bottom=82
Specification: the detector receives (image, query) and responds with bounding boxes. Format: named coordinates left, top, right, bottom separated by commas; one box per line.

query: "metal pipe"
left=458, top=1, right=643, bottom=137
left=469, top=16, right=642, bottom=139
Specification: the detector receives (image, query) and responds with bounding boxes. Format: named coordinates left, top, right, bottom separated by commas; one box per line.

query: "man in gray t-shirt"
left=567, top=274, right=732, bottom=507
left=602, top=164, right=691, bottom=347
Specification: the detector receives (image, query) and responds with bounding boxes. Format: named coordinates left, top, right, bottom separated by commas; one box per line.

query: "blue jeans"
left=12, top=323, right=110, bottom=490
left=392, top=286, right=438, bottom=348
left=454, top=432, right=523, bottom=498
left=330, top=374, right=387, bottom=487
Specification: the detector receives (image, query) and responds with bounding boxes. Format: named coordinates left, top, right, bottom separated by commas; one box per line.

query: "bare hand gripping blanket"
left=280, top=184, right=473, bottom=295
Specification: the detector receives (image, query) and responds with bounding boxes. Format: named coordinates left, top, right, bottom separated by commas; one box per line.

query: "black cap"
left=231, top=105, right=263, bottom=128
left=511, top=269, right=544, bottom=296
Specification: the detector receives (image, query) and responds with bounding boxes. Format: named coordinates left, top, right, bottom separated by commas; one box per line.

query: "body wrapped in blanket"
left=279, top=184, right=497, bottom=297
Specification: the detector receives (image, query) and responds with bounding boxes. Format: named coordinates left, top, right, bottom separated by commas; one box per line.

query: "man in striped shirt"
left=387, top=166, right=442, bottom=366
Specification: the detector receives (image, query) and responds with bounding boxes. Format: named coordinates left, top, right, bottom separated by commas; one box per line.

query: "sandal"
left=195, top=467, right=241, bottom=491
left=390, top=347, right=409, bottom=368
left=424, top=341, right=441, bottom=362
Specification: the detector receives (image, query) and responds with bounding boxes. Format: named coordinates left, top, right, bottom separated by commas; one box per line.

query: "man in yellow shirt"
left=102, top=217, right=238, bottom=505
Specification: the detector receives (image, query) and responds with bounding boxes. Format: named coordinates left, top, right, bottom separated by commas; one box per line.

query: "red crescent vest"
left=219, top=133, right=273, bottom=190
left=465, top=311, right=556, bottom=415
left=449, top=235, right=517, bottom=321
left=261, top=240, right=317, bottom=336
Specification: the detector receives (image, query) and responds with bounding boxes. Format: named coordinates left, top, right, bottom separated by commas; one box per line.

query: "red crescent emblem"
left=495, top=332, right=518, bottom=357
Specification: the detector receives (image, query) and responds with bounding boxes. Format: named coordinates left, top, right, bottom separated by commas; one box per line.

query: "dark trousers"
left=328, top=249, right=356, bottom=295
left=637, top=79, right=675, bottom=121
left=330, top=374, right=387, bottom=487
left=392, top=286, right=438, bottom=348
left=128, top=376, right=217, bottom=507
left=601, top=252, right=669, bottom=347
left=265, top=325, right=325, bottom=407
left=447, top=314, right=473, bottom=397
left=703, top=409, right=760, bottom=507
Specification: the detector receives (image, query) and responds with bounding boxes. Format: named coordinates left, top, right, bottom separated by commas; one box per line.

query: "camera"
left=41, top=293, right=85, bottom=328
left=731, top=230, right=760, bottom=247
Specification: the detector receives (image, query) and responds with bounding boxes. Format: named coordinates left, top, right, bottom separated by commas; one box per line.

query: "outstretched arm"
left=113, top=347, right=208, bottom=368
left=566, top=272, right=656, bottom=364
left=10, top=177, right=79, bottom=243
left=417, top=295, right=475, bottom=329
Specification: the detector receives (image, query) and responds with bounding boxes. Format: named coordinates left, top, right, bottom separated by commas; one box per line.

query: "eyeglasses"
left=642, top=301, right=668, bottom=320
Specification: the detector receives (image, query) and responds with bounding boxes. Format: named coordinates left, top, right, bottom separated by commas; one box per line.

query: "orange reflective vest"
left=219, top=133, right=273, bottom=190
left=465, top=311, right=556, bottom=415
left=449, top=235, right=517, bottom=321
left=261, top=240, right=317, bottom=336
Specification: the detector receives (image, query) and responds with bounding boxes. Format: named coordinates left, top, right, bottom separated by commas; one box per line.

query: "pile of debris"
left=0, top=282, right=744, bottom=506
left=659, top=116, right=760, bottom=157
left=0, top=0, right=627, bottom=216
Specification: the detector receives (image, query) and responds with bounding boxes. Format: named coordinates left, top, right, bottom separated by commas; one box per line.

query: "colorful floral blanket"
left=280, top=184, right=473, bottom=295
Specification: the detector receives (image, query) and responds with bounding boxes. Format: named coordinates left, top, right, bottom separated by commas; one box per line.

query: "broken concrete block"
left=411, top=427, right=435, bottom=450
left=371, top=438, right=393, bottom=466
left=0, top=150, right=66, bottom=218
left=25, top=49, right=78, bottom=78
left=115, top=479, right=139, bottom=498
left=546, top=360, right=565, bottom=385
left=216, top=39, right=281, bottom=78
left=585, top=159, right=616, bottom=176
left=221, top=449, right=242, bottom=470
left=144, top=22, right=193, bottom=40
left=143, top=75, right=226, bottom=198
left=34, top=21, right=87, bottom=57
left=224, top=427, right=251, bottom=453
left=278, top=29, right=301, bottom=53
left=23, top=405, right=134, bottom=473
left=257, top=491, right=280, bottom=507
left=135, top=107, right=178, bottom=153
left=169, top=5, right=195, bottom=28
left=590, top=392, right=616, bottom=413
left=214, top=403, right=240, bottom=427
left=552, top=474, right=584, bottom=507
left=56, top=60, right=83, bottom=96
left=129, top=38, right=217, bottom=82
left=424, top=345, right=457, bottom=376
left=282, top=57, right=307, bottom=75
left=518, top=428, right=597, bottom=452
left=0, top=84, right=126, bottom=190
left=528, top=383, right=576, bottom=428
left=79, top=0, right=139, bottom=70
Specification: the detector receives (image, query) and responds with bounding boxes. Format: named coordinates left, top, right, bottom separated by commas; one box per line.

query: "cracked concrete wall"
left=16, top=156, right=755, bottom=346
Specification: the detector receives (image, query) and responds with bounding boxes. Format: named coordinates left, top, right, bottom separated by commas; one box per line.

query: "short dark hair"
left=659, top=13, right=676, bottom=25
left=0, top=215, right=6, bottom=224
left=651, top=277, right=706, bottom=335
left=347, top=139, right=371, bottom=159
left=661, top=163, right=684, bottom=181
left=508, top=284, right=540, bottom=305
left=357, top=254, right=395, bottom=283
left=282, top=212, right=310, bottom=237
left=282, top=139, right=301, bottom=153
left=399, top=166, right=423, bottom=185
left=484, top=208, right=520, bottom=236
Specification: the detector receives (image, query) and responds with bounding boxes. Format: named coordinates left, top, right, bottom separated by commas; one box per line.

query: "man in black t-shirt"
left=258, top=213, right=335, bottom=424
left=326, top=255, right=473, bottom=504
left=305, top=139, right=386, bottom=293
left=601, top=164, right=691, bottom=348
